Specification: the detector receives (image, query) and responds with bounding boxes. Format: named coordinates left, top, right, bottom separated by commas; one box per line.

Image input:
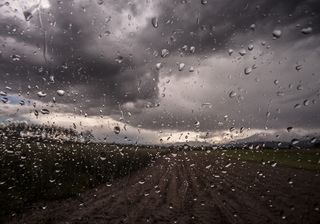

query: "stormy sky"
left=0, top=0, right=319, bottom=144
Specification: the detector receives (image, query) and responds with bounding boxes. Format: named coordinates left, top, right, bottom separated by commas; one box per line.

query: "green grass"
left=0, top=137, right=166, bottom=221
left=216, top=149, right=320, bottom=170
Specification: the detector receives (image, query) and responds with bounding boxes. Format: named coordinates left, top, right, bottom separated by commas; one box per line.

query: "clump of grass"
left=0, top=137, right=164, bottom=221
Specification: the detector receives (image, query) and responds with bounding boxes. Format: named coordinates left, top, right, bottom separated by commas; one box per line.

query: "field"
left=0, top=137, right=165, bottom=222
left=1, top=138, right=320, bottom=223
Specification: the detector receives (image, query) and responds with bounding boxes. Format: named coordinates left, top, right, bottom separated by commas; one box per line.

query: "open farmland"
left=0, top=137, right=165, bottom=222
left=1, top=139, right=319, bottom=224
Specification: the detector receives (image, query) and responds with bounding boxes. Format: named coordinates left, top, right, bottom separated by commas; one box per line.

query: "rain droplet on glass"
left=151, top=17, right=158, bottom=28
left=57, top=90, right=65, bottom=96
left=272, top=29, right=282, bottom=39
left=161, top=49, right=169, bottom=58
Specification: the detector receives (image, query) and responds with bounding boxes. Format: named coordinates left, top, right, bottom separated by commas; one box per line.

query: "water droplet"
left=182, top=45, right=188, bottom=51
left=229, top=91, right=237, bottom=98
left=287, top=127, right=293, bottom=132
left=228, top=49, right=233, bottom=56
left=294, top=103, right=301, bottom=109
left=1, top=97, right=8, bottom=103
left=291, top=139, right=299, bottom=145
left=190, top=46, right=195, bottom=53
left=11, top=54, right=21, bottom=61
left=239, top=49, right=246, bottom=56
left=178, top=63, right=185, bottom=71
left=303, top=99, right=309, bottom=106
left=100, top=156, right=106, bottom=161
left=248, top=44, right=254, bottom=51
left=151, top=17, right=158, bottom=28
left=201, top=0, right=208, bottom=5
left=114, top=126, right=120, bottom=134
left=301, top=27, right=312, bottom=34
left=295, top=65, right=303, bottom=71
left=49, top=75, right=55, bottom=83
left=0, top=91, right=7, bottom=96
left=97, top=0, right=104, bottom=5
left=282, top=215, right=287, bottom=220
left=40, top=109, right=50, bottom=114
left=189, top=66, right=194, bottom=72
left=172, top=153, right=177, bottom=157
left=272, top=29, right=282, bottom=39
left=297, top=84, right=303, bottom=90
left=23, top=11, right=33, bottom=21
left=250, top=24, right=256, bottom=31
left=57, top=90, right=65, bottom=96
left=244, top=67, right=252, bottom=75
left=115, top=55, right=124, bottom=64
left=161, top=49, right=169, bottom=58
left=37, top=91, right=47, bottom=97
left=156, top=63, right=162, bottom=70
left=104, top=30, right=111, bottom=36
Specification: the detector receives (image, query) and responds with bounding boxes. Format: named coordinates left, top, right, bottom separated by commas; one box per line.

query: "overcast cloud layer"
left=0, top=0, right=319, bottom=144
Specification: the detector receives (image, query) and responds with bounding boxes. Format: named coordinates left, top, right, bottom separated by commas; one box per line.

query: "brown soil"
left=7, top=152, right=320, bottom=224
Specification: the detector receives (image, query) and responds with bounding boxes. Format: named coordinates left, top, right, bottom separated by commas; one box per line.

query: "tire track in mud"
left=7, top=152, right=320, bottom=224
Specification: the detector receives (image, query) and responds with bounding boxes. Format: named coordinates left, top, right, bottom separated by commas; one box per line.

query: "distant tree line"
left=0, top=122, right=94, bottom=142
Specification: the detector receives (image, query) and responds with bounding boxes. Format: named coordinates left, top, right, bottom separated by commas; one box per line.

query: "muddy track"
left=7, top=152, right=320, bottom=224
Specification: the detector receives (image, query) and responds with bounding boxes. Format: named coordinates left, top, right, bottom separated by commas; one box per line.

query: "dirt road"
left=8, top=152, right=320, bottom=224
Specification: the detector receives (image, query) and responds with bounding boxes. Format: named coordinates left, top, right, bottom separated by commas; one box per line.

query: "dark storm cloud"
left=0, top=0, right=160, bottom=115
left=0, top=0, right=319, bottom=138
left=138, top=0, right=320, bottom=55
left=124, top=0, right=320, bottom=132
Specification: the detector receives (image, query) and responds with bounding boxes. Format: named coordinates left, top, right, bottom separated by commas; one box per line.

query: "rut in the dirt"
left=7, top=152, right=320, bottom=224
